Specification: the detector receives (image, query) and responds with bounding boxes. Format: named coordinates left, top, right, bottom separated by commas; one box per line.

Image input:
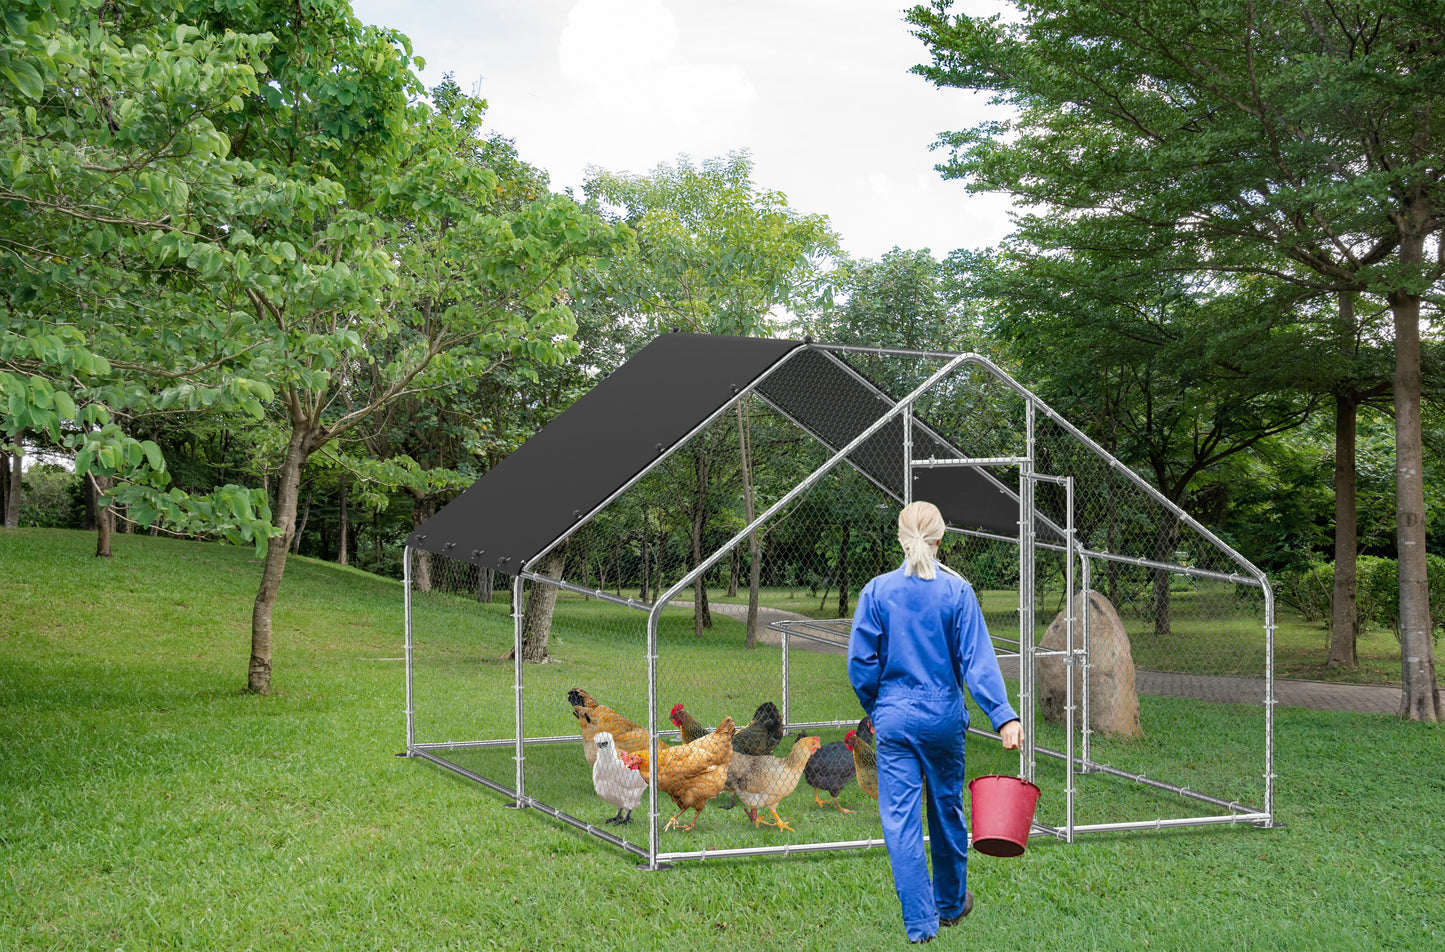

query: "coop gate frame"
left=402, top=338, right=1278, bottom=869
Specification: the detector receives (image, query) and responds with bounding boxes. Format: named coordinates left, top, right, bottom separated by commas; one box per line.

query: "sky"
left=348, top=0, right=1018, bottom=262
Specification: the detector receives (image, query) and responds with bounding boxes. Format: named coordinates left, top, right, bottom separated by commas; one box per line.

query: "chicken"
left=802, top=735, right=856, bottom=813
left=592, top=731, right=648, bottom=826
left=846, top=719, right=879, bottom=802
left=568, top=688, right=660, bottom=766
left=722, top=700, right=785, bottom=808
left=735, top=734, right=822, bottom=832
left=733, top=700, right=785, bottom=755
left=669, top=702, right=711, bottom=744
left=633, top=716, right=736, bottom=831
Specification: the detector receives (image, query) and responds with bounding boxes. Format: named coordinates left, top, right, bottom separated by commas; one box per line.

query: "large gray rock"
left=1038, top=590, right=1142, bottom=739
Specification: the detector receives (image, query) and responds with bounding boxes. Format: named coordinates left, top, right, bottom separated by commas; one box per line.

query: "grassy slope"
left=1, top=529, right=1440, bottom=951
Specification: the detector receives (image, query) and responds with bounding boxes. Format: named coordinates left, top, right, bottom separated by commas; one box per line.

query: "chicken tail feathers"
left=754, top=700, right=783, bottom=736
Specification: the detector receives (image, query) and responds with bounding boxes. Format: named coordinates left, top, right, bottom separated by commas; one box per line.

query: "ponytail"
left=898, top=501, right=945, bottom=579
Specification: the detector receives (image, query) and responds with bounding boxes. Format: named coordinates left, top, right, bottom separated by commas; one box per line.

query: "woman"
left=848, top=501, right=1023, bottom=945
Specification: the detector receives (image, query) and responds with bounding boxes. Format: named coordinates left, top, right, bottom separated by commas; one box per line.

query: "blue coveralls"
left=848, top=561, right=1018, bottom=943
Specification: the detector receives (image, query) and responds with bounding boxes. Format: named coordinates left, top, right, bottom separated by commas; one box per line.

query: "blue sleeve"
left=955, top=583, right=1019, bottom=730
left=848, top=581, right=883, bottom=716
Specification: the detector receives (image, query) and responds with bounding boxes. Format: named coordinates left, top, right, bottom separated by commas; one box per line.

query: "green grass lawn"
left=2, top=529, right=1441, bottom=951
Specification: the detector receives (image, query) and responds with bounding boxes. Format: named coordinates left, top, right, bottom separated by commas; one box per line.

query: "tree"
left=1321, top=293, right=1396, bottom=665
left=181, top=2, right=624, bottom=692
left=350, top=78, right=611, bottom=594
left=805, top=247, right=975, bottom=353
left=2, top=0, right=285, bottom=553
left=583, top=152, right=840, bottom=645
left=970, top=247, right=1322, bottom=634
left=910, top=0, right=1444, bottom=719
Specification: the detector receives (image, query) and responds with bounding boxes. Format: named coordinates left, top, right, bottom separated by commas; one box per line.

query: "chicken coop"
left=402, top=333, right=1278, bottom=870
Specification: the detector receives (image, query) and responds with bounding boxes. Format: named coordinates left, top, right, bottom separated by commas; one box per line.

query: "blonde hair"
left=898, top=501, right=946, bottom=579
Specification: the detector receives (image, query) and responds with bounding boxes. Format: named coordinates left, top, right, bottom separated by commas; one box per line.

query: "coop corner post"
left=1263, top=577, right=1277, bottom=827
left=1063, top=475, right=1076, bottom=843
left=1079, top=554, right=1093, bottom=772
left=1019, top=399, right=1036, bottom=783
left=645, top=601, right=664, bottom=871
left=510, top=571, right=526, bottom=809
left=403, top=544, right=416, bottom=754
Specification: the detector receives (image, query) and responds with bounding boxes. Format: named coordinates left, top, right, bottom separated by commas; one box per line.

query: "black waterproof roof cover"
left=753, top=346, right=1021, bottom=538
left=406, top=334, right=802, bottom=570
left=408, top=334, right=1024, bottom=571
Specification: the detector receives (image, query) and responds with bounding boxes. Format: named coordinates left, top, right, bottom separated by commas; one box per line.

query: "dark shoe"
left=909, top=936, right=934, bottom=944
left=940, top=890, right=974, bottom=926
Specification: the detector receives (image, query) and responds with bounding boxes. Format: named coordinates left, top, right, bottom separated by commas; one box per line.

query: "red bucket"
left=968, top=775, right=1040, bottom=857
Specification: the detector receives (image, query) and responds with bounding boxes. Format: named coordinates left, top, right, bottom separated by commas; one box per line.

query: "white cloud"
left=350, top=0, right=1020, bottom=260
left=865, top=173, right=896, bottom=200
left=558, top=0, right=677, bottom=83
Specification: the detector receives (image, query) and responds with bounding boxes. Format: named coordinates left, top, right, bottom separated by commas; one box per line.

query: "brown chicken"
left=669, top=702, right=711, bottom=744
left=845, top=718, right=879, bottom=802
left=735, top=734, right=822, bottom=832
left=722, top=700, right=785, bottom=808
left=568, top=688, right=661, bottom=766
left=633, top=716, right=736, bottom=831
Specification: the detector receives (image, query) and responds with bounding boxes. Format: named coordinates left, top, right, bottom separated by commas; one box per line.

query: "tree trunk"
left=837, top=521, right=851, bottom=617
left=82, top=469, right=99, bottom=531
left=1105, top=468, right=1120, bottom=605
left=89, top=473, right=113, bottom=558
left=1328, top=385, right=1359, bottom=668
left=639, top=516, right=650, bottom=601
left=691, top=447, right=712, bottom=637
left=0, top=452, right=7, bottom=526
left=412, top=496, right=436, bottom=593
left=520, top=543, right=568, bottom=663
left=5, top=448, right=23, bottom=528
left=1151, top=512, right=1180, bottom=639
left=477, top=566, right=494, bottom=604
left=336, top=479, right=349, bottom=566
left=746, top=536, right=763, bottom=643
left=1388, top=238, right=1441, bottom=721
left=292, top=493, right=311, bottom=554
left=739, top=401, right=763, bottom=648
left=249, top=424, right=314, bottom=694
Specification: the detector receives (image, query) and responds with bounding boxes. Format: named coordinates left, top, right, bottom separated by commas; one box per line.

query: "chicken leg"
left=813, top=790, right=855, bottom=814
left=756, top=807, right=796, bottom=833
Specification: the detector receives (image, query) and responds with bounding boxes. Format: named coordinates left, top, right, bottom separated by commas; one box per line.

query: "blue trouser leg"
left=874, top=693, right=969, bottom=942
left=922, top=725, right=970, bottom=920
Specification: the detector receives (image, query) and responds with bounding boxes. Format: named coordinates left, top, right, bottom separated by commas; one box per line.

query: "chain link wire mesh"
left=405, top=345, right=1273, bottom=862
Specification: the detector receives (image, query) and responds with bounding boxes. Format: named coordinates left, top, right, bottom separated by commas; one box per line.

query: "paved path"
left=692, top=601, right=1405, bottom=716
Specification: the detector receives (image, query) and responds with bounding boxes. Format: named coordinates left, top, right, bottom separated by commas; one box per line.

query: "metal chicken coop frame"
left=402, top=333, right=1279, bottom=870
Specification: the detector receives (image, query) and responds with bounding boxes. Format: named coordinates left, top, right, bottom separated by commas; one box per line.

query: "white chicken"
left=592, top=731, right=648, bottom=826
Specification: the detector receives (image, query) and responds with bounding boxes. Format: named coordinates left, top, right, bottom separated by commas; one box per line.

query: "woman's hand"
left=999, top=719, right=1023, bottom=750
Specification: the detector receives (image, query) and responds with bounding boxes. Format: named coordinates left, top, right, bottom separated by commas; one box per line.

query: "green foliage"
left=5, top=0, right=628, bottom=659
left=907, top=3, right=1445, bottom=667
left=805, top=247, right=978, bottom=352
left=583, top=151, right=839, bottom=336
left=16, top=461, right=80, bottom=527
left=0, top=0, right=284, bottom=543
left=1358, top=554, right=1445, bottom=640
left=908, top=0, right=1445, bottom=285
left=1275, top=561, right=1336, bottom=625
left=1277, top=555, right=1445, bottom=640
